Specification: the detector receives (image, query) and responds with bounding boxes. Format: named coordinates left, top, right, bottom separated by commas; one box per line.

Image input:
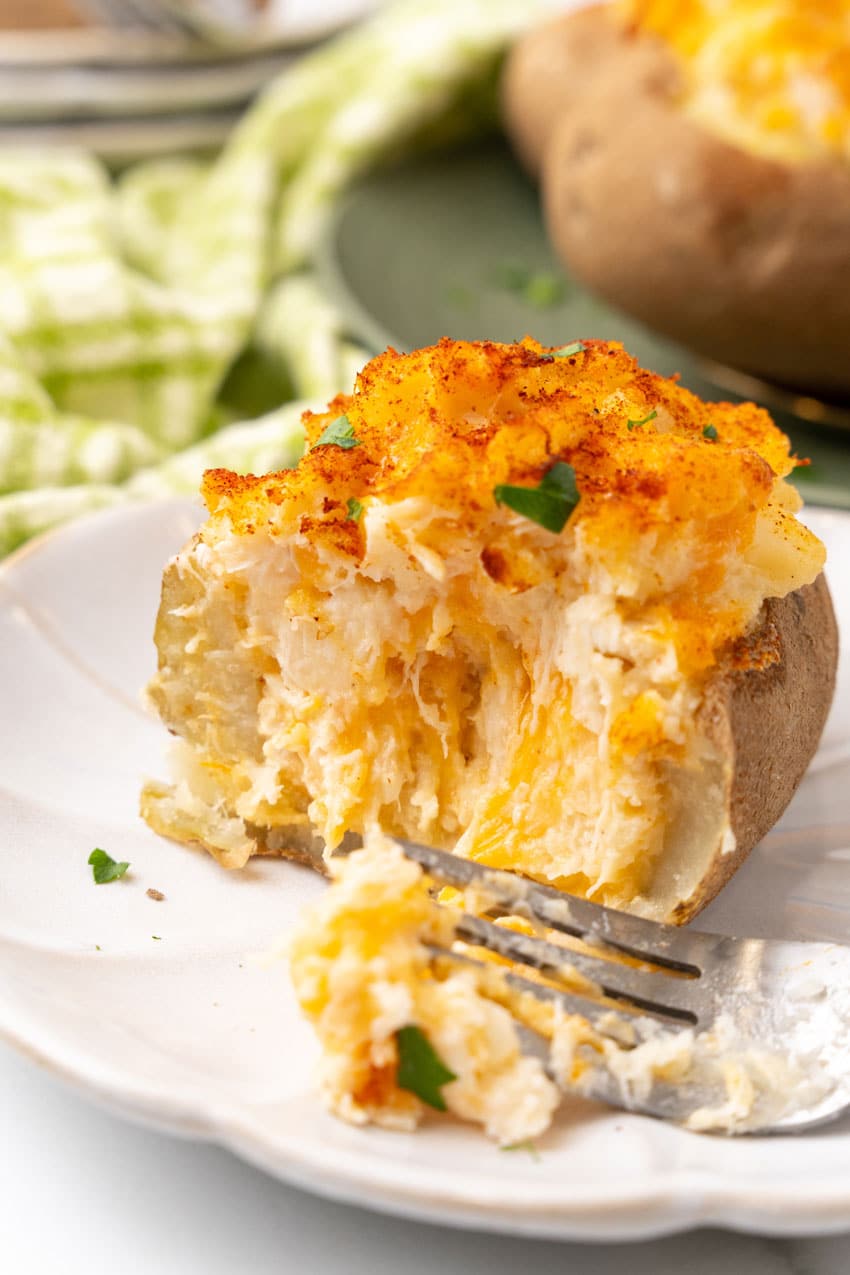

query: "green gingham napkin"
left=0, top=0, right=551, bottom=559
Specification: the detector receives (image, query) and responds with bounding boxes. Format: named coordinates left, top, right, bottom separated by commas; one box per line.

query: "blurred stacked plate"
left=0, top=0, right=379, bottom=162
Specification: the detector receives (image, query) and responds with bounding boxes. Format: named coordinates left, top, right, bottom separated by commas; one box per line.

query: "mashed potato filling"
left=142, top=338, right=823, bottom=913
left=289, top=836, right=561, bottom=1141
left=290, top=838, right=820, bottom=1140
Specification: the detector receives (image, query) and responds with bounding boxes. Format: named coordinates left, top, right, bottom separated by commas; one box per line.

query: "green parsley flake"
left=523, top=273, right=565, bottom=309
left=491, top=262, right=566, bottom=309
left=312, top=414, right=361, bottom=451
left=627, top=409, right=657, bottom=431
left=395, top=1025, right=457, bottom=1111
left=702, top=423, right=719, bottom=441
left=500, top=1139, right=541, bottom=1160
left=491, top=260, right=531, bottom=292
left=346, top=497, right=363, bottom=523
left=491, top=260, right=565, bottom=307
left=493, top=461, right=580, bottom=534
left=88, top=848, right=130, bottom=884
left=540, top=341, right=585, bottom=362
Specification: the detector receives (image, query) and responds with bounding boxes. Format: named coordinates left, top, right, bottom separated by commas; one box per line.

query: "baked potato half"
left=142, top=338, right=836, bottom=924
left=660, top=574, right=836, bottom=923
left=503, top=3, right=850, bottom=397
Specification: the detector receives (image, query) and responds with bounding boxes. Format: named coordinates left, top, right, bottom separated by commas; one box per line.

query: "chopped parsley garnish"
left=540, top=341, right=585, bottom=362
left=346, top=497, right=363, bottom=523
left=312, top=414, right=361, bottom=451
left=152, top=935, right=162, bottom=941
left=523, top=274, right=565, bottom=308
left=491, top=262, right=566, bottom=309
left=627, top=409, right=657, bottom=431
left=493, top=461, right=580, bottom=534
left=500, top=1139, right=541, bottom=1160
left=395, top=1025, right=457, bottom=1111
left=88, top=848, right=130, bottom=884
left=702, top=423, right=718, bottom=441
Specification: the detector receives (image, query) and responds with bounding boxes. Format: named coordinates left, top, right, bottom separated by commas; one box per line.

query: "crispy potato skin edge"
left=673, top=573, right=838, bottom=923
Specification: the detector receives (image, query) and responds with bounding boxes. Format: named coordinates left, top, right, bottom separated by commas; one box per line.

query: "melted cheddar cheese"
left=622, top=0, right=850, bottom=162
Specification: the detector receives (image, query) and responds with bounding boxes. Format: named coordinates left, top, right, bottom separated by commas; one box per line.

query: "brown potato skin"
left=515, top=7, right=850, bottom=396
left=673, top=573, right=838, bottom=923
left=500, top=5, right=630, bottom=178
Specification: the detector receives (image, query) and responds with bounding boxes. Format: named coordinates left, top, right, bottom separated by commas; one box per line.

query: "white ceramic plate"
left=3, top=498, right=850, bottom=1241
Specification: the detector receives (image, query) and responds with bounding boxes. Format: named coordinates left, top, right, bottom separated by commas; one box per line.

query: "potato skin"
left=673, top=573, right=838, bottom=923
left=520, top=7, right=850, bottom=396
left=500, top=5, right=629, bottom=178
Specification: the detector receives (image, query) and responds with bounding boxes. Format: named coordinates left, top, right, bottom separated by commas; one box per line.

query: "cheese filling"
left=623, top=0, right=850, bottom=163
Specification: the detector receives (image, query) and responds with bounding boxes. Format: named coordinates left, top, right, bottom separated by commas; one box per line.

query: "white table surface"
left=1, top=1040, right=848, bottom=1275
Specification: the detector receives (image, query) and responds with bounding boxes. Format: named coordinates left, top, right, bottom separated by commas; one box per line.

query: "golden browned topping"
left=202, top=336, right=813, bottom=669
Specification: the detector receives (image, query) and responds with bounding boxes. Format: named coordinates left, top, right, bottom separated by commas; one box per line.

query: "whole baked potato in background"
left=503, top=2, right=850, bottom=398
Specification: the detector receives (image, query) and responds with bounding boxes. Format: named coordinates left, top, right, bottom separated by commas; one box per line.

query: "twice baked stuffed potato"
left=503, top=1, right=850, bottom=396
left=142, top=337, right=836, bottom=924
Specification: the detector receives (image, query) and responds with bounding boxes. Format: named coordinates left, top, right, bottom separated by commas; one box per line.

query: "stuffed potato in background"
left=503, top=1, right=850, bottom=397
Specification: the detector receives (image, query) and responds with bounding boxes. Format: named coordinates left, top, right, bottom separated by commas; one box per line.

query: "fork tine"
left=434, top=943, right=850, bottom=1132
left=453, top=913, right=698, bottom=1025
left=433, top=945, right=714, bottom=1123
left=428, top=945, right=672, bottom=1040
left=399, top=839, right=706, bottom=972
left=402, top=843, right=850, bottom=1134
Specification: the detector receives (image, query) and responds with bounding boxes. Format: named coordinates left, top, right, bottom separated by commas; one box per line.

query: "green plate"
left=317, top=140, right=850, bottom=509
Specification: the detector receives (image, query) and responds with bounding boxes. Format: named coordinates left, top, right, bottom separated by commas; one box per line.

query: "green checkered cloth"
left=0, top=0, right=551, bottom=559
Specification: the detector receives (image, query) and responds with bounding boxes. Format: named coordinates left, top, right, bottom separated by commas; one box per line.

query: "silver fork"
left=398, top=839, right=850, bottom=1134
